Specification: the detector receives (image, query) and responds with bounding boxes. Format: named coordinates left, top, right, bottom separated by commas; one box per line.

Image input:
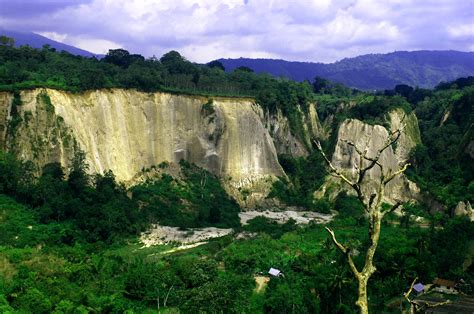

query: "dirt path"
left=254, top=276, right=270, bottom=293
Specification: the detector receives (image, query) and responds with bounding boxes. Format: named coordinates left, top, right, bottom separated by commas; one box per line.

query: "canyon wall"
left=0, top=88, right=286, bottom=207
left=316, top=110, right=421, bottom=204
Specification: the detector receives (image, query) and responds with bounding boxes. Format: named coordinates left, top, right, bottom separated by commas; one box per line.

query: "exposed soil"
left=140, top=225, right=233, bottom=247
left=239, top=210, right=335, bottom=225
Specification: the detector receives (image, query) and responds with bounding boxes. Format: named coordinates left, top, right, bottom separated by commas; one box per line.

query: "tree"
left=207, top=60, right=225, bottom=71
left=315, top=123, right=410, bottom=314
left=394, top=84, right=414, bottom=99
left=68, top=150, right=89, bottom=194
left=235, top=66, right=254, bottom=73
left=160, top=50, right=195, bottom=75
left=103, top=48, right=130, bottom=67
left=0, top=35, right=15, bottom=47
left=313, top=76, right=331, bottom=94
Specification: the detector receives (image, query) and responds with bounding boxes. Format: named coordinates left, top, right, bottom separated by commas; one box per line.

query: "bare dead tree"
left=156, top=284, right=174, bottom=313
left=403, top=277, right=450, bottom=314
left=164, top=284, right=174, bottom=308
left=315, top=124, right=409, bottom=314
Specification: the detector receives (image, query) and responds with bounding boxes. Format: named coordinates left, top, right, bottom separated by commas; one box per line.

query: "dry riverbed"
left=140, top=210, right=335, bottom=249
left=239, top=210, right=335, bottom=225
left=140, top=225, right=233, bottom=248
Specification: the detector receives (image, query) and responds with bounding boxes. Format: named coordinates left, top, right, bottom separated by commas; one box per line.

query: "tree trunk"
left=356, top=277, right=369, bottom=314
left=315, top=126, right=409, bottom=314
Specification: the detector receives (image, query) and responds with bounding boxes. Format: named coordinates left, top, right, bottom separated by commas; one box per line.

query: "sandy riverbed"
left=140, top=225, right=233, bottom=247
left=140, top=210, right=335, bottom=248
left=239, top=210, right=335, bottom=225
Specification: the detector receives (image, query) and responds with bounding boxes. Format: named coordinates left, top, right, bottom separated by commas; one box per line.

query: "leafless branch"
left=404, top=277, right=418, bottom=302
left=382, top=202, right=402, bottom=217
left=316, top=119, right=411, bottom=314
left=325, top=227, right=360, bottom=277
left=404, top=277, right=451, bottom=313
left=315, top=140, right=355, bottom=187
left=384, top=163, right=410, bottom=184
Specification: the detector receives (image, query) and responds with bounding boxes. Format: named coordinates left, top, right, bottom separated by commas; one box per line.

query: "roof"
left=413, top=283, right=424, bottom=292
left=268, top=268, right=281, bottom=276
left=433, top=278, right=456, bottom=288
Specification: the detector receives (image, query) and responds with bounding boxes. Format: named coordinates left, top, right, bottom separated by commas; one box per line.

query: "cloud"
left=0, top=0, right=472, bottom=62
left=0, top=0, right=92, bottom=18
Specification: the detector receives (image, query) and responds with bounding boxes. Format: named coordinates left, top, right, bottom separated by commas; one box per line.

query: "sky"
left=0, top=0, right=473, bottom=63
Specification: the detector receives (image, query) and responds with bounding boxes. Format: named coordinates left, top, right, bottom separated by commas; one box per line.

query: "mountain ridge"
left=0, top=29, right=101, bottom=58
left=2, top=30, right=473, bottom=91
left=218, top=50, right=474, bottom=90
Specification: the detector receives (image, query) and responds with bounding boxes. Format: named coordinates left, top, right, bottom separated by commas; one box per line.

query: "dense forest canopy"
left=0, top=40, right=473, bottom=313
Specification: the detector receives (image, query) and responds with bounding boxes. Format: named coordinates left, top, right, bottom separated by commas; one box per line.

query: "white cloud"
left=37, top=31, right=68, bottom=42
left=448, top=23, right=474, bottom=38
left=37, top=31, right=122, bottom=54
left=1, top=0, right=472, bottom=62
left=67, top=37, right=122, bottom=54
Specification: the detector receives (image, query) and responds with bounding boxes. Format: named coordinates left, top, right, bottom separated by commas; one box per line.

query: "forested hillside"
left=219, top=50, right=474, bottom=90
left=0, top=30, right=99, bottom=57
left=0, top=42, right=473, bottom=312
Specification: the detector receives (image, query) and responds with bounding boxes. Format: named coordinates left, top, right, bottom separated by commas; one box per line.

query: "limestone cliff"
left=264, top=103, right=325, bottom=157
left=0, top=93, right=12, bottom=146
left=316, top=110, right=421, bottom=204
left=0, top=88, right=285, bottom=207
left=454, top=201, right=474, bottom=221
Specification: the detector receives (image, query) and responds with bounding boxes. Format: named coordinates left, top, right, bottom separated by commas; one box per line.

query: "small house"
left=413, top=283, right=424, bottom=295
left=433, top=278, right=457, bottom=294
left=268, top=267, right=284, bottom=277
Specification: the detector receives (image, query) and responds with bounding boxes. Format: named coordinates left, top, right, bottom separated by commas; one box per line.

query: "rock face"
left=264, top=103, right=325, bottom=157
left=0, top=93, right=12, bottom=146
left=454, top=201, right=474, bottom=221
left=0, top=88, right=285, bottom=207
left=319, top=110, right=421, bottom=204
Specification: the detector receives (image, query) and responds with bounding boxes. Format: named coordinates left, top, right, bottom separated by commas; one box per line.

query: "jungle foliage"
left=0, top=40, right=472, bottom=312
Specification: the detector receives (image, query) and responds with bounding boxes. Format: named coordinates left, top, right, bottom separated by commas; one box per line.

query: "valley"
left=0, top=39, right=472, bottom=313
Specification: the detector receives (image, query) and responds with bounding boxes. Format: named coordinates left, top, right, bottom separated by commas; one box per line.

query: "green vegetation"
left=0, top=150, right=239, bottom=243
left=0, top=42, right=339, bottom=143
left=7, top=91, right=22, bottom=134
left=272, top=78, right=473, bottom=213
left=0, top=188, right=472, bottom=312
left=269, top=152, right=328, bottom=212
left=0, top=39, right=472, bottom=312
left=406, top=83, right=474, bottom=207
left=132, top=160, right=240, bottom=229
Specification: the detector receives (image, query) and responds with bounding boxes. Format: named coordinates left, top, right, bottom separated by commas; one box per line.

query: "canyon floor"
left=140, top=210, right=336, bottom=249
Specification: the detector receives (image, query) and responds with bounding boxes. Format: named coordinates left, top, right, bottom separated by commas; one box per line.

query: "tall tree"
left=315, top=123, right=410, bottom=314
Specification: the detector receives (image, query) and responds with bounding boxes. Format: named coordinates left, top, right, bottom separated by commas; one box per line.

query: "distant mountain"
left=0, top=29, right=101, bottom=58
left=218, top=51, right=474, bottom=90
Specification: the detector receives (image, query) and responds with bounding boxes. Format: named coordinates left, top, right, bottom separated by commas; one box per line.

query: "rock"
left=264, top=106, right=308, bottom=157
left=454, top=201, right=474, bottom=221
left=0, top=88, right=285, bottom=207
left=318, top=109, right=421, bottom=204
left=466, top=140, right=474, bottom=158
left=264, top=102, right=326, bottom=157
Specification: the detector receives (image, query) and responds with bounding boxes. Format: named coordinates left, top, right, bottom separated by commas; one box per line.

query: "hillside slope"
left=0, top=29, right=100, bottom=57
left=218, top=50, right=474, bottom=90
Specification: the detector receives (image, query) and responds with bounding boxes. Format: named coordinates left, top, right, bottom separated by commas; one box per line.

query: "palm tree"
left=329, top=265, right=351, bottom=305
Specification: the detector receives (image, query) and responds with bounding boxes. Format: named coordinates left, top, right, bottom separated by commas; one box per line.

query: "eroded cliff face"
left=316, top=110, right=421, bottom=204
left=0, top=93, right=12, bottom=147
left=0, top=88, right=285, bottom=207
left=264, top=103, right=325, bottom=157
